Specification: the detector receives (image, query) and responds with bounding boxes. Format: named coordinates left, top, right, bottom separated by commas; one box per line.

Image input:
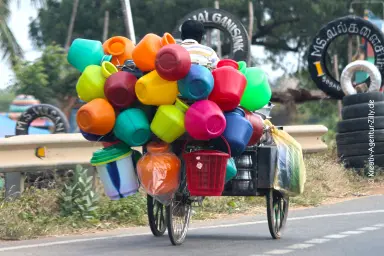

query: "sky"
left=0, top=2, right=299, bottom=90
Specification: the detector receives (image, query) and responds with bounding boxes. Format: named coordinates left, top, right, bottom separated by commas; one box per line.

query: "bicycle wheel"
left=147, top=194, right=166, bottom=237
left=266, top=189, right=289, bottom=239
left=166, top=193, right=192, bottom=245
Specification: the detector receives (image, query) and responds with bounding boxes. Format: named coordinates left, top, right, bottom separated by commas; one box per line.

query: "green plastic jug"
left=240, top=67, right=271, bottom=111
left=225, top=157, right=237, bottom=182
left=76, top=62, right=118, bottom=102
left=150, top=98, right=189, bottom=143
left=237, top=61, right=247, bottom=75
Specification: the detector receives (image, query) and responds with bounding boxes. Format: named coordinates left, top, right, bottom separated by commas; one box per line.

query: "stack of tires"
left=336, top=61, right=384, bottom=170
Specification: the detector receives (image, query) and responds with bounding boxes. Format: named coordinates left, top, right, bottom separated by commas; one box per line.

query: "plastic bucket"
left=114, top=108, right=151, bottom=146
left=225, top=157, right=237, bottom=183
left=177, top=64, right=214, bottom=100
left=240, top=67, right=271, bottom=111
left=135, top=70, right=178, bottom=106
left=104, top=71, right=137, bottom=109
left=76, top=98, right=116, bottom=135
left=209, top=59, right=247, bottom=111
left=150, top=98, right=189, bottom=143
left=184, top=100, right=226, bottom=140
left=91, top=143, right=139, bottom=200
left=103, top=36, right=135, bottom=66
left=155, top=44, right=191, bottom=81
left=242, top=108, right=264, bottom=146
left=80, top=129, right=119, bottom=142
left=67, top=38, right=112, bottom=72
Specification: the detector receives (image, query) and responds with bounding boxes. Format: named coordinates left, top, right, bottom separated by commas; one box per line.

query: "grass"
left=0, top=151, right=382, bottom=240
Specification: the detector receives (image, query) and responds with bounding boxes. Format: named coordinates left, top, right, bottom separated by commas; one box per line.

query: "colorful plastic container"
left=135, top=70, right=178, bottom=106
left=132, top=33, right=176, bottom=72
left=218, top=107, right=253, bottom=157
left=137, top=142, right=181, bottom=196
left=155, top=44, right=191, bottom=81
left=104, top=71, right=137, bottom=109
left=150, top=98, right=189, bottom=143
left=91, top=143, right=139, bottom=200
left=122, top=60, right=144, bottom=79
left=240, top=67, right=272, bottom=111
left=209, top=59, right=247, bottom=111
left=76, top=98, right=116, bottom=135
left=238, top=61, right=247, bottom=75
left=177, top=64, right=214, bottom=100
left=242, top=108, right=264, bottom=146
left=184, top=100, right=226, bottom=140
left=67, top=38, right=112, bottom=72
left=225, top=158, right=237, bottom=183
left=103, top=36, right=135, bottom=66
left=80, top=129, right=118, bottom=142
left=114, top=108, right=151, bottom=146
left=76, top=62, right=118, bottom=102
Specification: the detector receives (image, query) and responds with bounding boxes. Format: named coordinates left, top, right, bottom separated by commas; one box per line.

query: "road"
left=1, top=195, right=384, bottom=256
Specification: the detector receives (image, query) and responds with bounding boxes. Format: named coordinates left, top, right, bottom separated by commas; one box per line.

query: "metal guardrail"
left=0, top=125, right=328, bottom=197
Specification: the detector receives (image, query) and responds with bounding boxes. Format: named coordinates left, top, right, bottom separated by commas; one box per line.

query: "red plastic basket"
left=183, top=136, right=231, bottom=196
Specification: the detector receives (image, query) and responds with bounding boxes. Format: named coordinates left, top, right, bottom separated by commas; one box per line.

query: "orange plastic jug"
left=76, top=98, right=116, bottom=135
left=103, top=36, right=135, bottom=66
left=137, top=142, right=181, bottom=196
left=132, top=33, right=176, bottom=72
left=135, top=70, right=178, bottom=105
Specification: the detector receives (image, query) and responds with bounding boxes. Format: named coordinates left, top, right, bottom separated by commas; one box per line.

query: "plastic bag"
left=136, top=142, right=181, bottom=205
left=264, top=120, right=306, bottom=196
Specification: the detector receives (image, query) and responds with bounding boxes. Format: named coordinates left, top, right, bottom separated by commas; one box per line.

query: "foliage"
left=0, top=89, right=15, bottom=112
left=10, top=43, right=79, bottom=106
left=58, top=165, right=99, bottom=220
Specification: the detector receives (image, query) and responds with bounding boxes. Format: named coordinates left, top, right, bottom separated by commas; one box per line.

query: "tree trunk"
left=214, top=0, right=221, bottom=58
left=120, top=0, right=131, bottom=38
left=247, top=0, right=254, bottom=66
left=64, top=0, right=80, bottom=51
left=102, top=10, right=110, bottom=42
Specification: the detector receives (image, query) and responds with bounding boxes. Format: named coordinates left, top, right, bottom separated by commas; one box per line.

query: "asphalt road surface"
left=1, top=195, right=384, bottom=256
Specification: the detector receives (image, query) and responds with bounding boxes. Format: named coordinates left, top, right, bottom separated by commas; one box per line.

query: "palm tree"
left=0, top=0, right=45, bottom=64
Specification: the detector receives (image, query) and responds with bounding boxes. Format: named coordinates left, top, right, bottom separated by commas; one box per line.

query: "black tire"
left=266, top=189, right=289, bottom=239
left=341, top=154, right=384, bottom=168
left=337, top=117, right=384, bottom=133
left=307, top=16, right=384, bottom=99
left=341, top=102, right=384, bottom=120
left=342, top=92, right=384, bottom=107
left=336, top=129, right=384, bottom=145
left=15, top=104, right=69, bottom=135
left=166, top=194, right=192, bottom=245
left=147, top=194, right=166, bottom=237
left=337, top=142, right=384, bottom=157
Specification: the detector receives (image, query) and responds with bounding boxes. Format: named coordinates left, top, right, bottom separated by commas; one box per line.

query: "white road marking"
left=324, top=234, right=349, bottom=239
left=374, top=223, right=384, bottom=227
left=1, top=209, right=384, bottom=252
left=287, top=243, right=314, bottom=249
left=358, top=227, right=380, bottom=231
left=340, top=231, right=365, bottom=235
left=264, top=249, right=293, bottom=254
left=305, top=238, right=330, bottom=244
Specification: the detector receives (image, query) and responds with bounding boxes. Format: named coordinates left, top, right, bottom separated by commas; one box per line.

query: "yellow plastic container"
left=135, top=70, right=178, bottom=106
left=150, top=98, right=189, bottom=143
left=76, top=61, right=118, bottom=102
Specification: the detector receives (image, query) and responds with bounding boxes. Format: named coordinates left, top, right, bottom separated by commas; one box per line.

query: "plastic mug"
left=114, top=108, right=151, bottom=146
left=103, top=36, right=135, bottom=66
left=76, top=98, right=116, bottom=135
left=91, top=143, right=139, bottom=200
left=184, top=100, right=226, bottom=140
left=177, top=64, right=214, bottom=100
left=67, top=38, right=112, bottom=73
left=135, top=70, right=178, bottom=106
left=150, top=98, right=189, bottom=143
left=104, top=71, right=137, bottom=109
left=155, top=44, right=191, bottom=81
left=76, top=61, right=118, bottom=102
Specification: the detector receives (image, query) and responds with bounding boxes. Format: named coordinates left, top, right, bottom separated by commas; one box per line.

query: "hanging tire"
left=342, top=92, right=384, bottom=107
left=337, top=142, right=384, bottom=157
left=336, top=129, right=384, bottom=145
left=341, top=102, right=384, bottom=120
left=341, top=154, right=384, bottom=168
left=337, top=116, right=384, bottom=133
left=307, top=16, right=384, bottom=99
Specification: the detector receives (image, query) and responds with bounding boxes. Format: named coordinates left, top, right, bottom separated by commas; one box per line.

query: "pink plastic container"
left=208, top=59, right=247, bottom=111
left=184, top=100, right=226, bottom=140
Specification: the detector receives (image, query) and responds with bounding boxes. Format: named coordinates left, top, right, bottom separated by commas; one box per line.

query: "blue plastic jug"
left=177, top=64, right=214, bottom=100
left=215, top=107, right=253, bottom=157
left=67, top=38, right=112, bottom=72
